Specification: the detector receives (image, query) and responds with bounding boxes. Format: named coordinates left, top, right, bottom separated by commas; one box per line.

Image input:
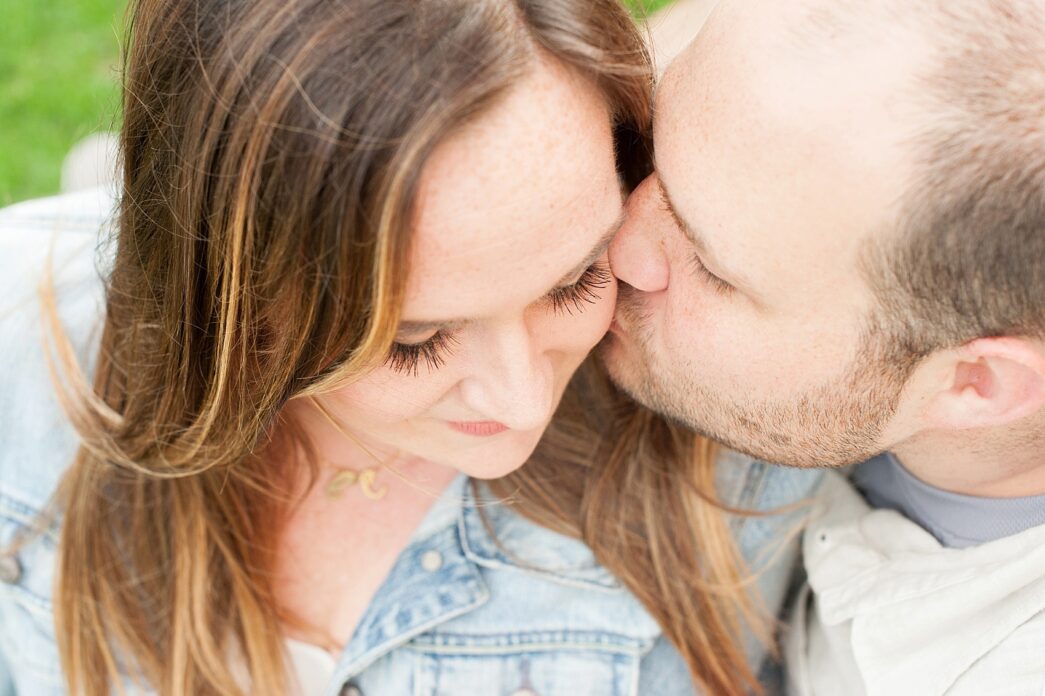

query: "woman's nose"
left=458, top=322, right=554, bottom=432
left=610, top=175, right=671, bottom=293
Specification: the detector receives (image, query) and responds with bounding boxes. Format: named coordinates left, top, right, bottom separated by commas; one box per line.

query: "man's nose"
left=609, top=175, right=671, bottom=293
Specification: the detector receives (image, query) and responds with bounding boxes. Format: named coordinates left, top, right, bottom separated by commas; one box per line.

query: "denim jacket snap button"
left=338, top=682, right=363, bottom=696
left=0, top=555, right=22, bottom=584
left=420, top=550, right=443, bottom=572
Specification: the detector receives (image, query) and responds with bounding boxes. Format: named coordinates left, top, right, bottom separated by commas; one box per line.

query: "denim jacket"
left=0, top=188, right=824, bottom=696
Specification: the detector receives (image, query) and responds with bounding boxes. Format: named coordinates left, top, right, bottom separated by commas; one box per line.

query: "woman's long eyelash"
left=548, top=263, right=614, bottom=315
left=690, top=253, right=733, bottom=295
left=388, top=264, right=613, bottom=375
left=387, top=331, right=458, bottom=376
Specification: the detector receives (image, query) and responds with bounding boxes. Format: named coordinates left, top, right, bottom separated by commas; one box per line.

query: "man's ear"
left=922, top=337, right=1045, bottom=430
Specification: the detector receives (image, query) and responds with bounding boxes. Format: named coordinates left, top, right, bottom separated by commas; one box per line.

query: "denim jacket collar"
left=332, top=476, right=631, bottom=684
left=333, top=520, right=488, bottom=683
left=459, top=483, right=621, bottom=591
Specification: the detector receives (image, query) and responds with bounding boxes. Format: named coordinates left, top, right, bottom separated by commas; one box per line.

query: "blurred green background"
left=0, top=0, right=126, bottom=206
left=0, top=0, right=674, bottom=207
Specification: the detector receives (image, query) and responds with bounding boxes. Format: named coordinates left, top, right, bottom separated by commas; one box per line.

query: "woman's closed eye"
left=386, top=261, right=612, bottom=376
left=387, top=331, right=459, bottom=376
left=547, top=262, right=613, bottom=316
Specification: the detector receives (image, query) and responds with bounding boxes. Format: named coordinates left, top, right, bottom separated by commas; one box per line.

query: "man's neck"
left=890, top=415, right=1045, bottom=498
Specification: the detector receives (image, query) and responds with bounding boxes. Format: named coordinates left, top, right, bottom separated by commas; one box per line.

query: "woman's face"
left=319, top=58, right=624, bottom=479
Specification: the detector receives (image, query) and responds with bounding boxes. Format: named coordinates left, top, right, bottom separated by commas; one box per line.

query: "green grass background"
left=0, top=0, right=675, bottom=206
left=0, top=0, right=126, bottom=206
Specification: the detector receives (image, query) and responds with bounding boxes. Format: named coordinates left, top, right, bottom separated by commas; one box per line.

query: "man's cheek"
left=666, top=283, right=713, bottom=345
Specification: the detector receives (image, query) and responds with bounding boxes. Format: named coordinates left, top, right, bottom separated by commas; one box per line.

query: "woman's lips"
left=447, top=420, right=509, bottom=437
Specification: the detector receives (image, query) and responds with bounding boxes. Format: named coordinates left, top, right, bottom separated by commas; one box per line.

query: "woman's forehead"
left=403, top=60, right=621, bottom=324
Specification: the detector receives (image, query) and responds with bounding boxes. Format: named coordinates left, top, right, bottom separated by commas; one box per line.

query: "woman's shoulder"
left=0, top=190, right=115, bottom=692
left=716, top=447, right=825, bottom=512
left=0, top=188, right=113, bottom=529
left=0, top=186, right=117, bottom=292
left=710, top=448, right=826, bottom=675
left=713, top=447, right=824, bottom=571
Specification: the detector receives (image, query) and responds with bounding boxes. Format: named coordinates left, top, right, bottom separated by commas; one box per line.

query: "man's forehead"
left=655, top=0, right=928, bottom=175
left=654, top=1, right=776, bottom=149
left=660, top=0, right=931, bottom=104
left=651, top=0, right=924, bottom=309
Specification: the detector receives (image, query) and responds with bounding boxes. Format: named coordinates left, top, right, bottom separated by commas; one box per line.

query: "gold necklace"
left=309, top=397, right=392, bottom=501
left=324, top=467, right=388, bottom=500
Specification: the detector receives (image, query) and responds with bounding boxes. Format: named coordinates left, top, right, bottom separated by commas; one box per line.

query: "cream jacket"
left=787, top=472, right=1045, bottom=696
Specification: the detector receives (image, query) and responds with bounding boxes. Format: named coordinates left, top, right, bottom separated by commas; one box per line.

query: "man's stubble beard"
left=601, top=287, right=913, bottom=468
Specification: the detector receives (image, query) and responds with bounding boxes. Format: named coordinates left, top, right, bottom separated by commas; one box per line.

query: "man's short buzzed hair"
left=861, top=0, right=1045, bottom=360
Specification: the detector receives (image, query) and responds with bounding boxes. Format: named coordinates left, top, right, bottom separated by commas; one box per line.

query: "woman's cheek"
left=544, top=276, right=618, bottom=364
left=577, top=273, right=618, bottom=347
left=597, top=274, right=618, bottom=327
left=328, top=366, right=457, bottom=424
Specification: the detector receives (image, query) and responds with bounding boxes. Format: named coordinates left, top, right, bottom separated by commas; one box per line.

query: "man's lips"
left=447, top=420, right=509, bottom=437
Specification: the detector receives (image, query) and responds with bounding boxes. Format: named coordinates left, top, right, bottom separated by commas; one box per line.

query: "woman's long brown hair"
left=37, top=1, right=766, bottom=694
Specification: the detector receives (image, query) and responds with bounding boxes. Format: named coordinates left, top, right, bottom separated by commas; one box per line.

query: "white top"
left=786, top=471, right=1045, bottom=696
left=286, top=639, right=337, bottom=696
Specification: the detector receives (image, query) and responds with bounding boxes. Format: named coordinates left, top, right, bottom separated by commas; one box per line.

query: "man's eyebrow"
left=396, top=214, right=625, bottom=336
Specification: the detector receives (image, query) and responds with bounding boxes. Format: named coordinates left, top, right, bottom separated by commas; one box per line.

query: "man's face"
left=603, top=0, right=928, bottom=467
